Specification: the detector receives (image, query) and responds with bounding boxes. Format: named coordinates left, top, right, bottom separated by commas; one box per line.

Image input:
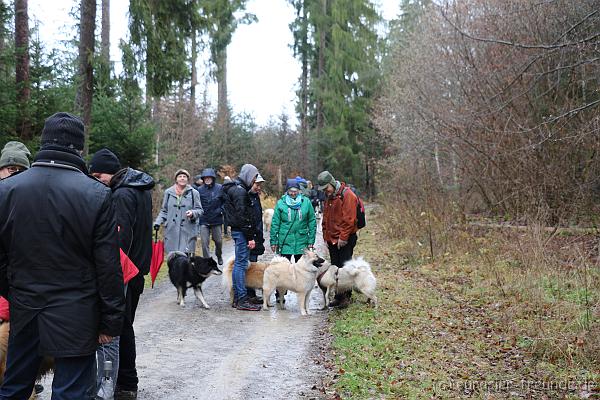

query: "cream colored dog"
left=262, top=249, right=325, bottom=315
left=262, top=208, right=274, bottom=234
left=316, top=257, right=377, bottom=308
left=222, top=256, right=270, bottom=305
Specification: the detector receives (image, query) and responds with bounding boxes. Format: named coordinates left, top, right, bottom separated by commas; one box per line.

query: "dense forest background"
left=1, top=0, right=599, bottom=225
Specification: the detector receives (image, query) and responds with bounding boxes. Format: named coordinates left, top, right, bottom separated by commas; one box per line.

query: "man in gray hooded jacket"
left=222, top=164, right=261, bottom=311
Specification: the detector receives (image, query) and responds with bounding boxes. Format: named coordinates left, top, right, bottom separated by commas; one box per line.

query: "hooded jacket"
left=197, top=168, right=225, bottom=226
left=222, top=164, right=258, bottom=240
left=0, top=146, right=124, bottom=357
left=110, top=168, right=155, bottom=275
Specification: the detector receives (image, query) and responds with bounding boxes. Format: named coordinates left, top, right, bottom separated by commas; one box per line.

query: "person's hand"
left=98, top=334, right=113, bottom=344
left=248, top=240, right=256, bottom=250
left=186, top=210, right=194, bottom=218
left=153, top=224, right=160, bottom=231
left=271, top=245, right=278, bottom=253
left=337, top=239, right=348, bottom=249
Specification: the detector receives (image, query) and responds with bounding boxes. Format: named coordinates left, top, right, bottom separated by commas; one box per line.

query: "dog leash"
left=316, top=264, right=330, bottom=286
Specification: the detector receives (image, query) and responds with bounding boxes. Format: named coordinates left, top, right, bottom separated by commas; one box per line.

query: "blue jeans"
left=231, top=230, right=250, bottom=301
left=0, top=317, right=95, bottom=400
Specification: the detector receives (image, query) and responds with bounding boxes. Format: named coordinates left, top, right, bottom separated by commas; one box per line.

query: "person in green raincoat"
left=270, top=178, right=317, bottom=262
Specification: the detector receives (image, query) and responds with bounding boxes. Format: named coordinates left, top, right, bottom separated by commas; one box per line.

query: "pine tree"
left=202, top=0, right=256, bottom=162
left=15, top=0, right=31, bottom=140
left=296, top=0, right=382, bottom=188
left=75, top=0, right=96, bottom=156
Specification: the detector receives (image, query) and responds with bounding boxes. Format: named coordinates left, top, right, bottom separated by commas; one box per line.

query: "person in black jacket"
left=89, top=148, right=155, bottom=400
left=222, top=164, right=262, bottom=311
left=197, top=168, right=225, bottom=265
left=0, top=113, right=125, bottom=399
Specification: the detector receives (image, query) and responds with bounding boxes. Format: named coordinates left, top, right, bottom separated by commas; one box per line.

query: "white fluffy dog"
left=262, top=208, right=274, bottom=234
left=262, top=249, right=325, bottom=315
left=316, top=257, right=377, bottom=308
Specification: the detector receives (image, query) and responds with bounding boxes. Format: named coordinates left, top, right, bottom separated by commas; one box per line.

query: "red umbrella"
left=150, top=228, right=164, bottom=288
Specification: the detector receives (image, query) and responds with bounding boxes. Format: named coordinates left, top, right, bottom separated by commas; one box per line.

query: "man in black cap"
left=0, top=112, right=125, bottom=399
left=89, top=148, right=155, bottom=400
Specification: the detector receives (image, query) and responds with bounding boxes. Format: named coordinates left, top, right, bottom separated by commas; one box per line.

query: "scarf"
left=175, top=184, right=186, bottom=197
left=34, top=145, right=88, bottom=174
left=284, top=193, right=303, bottom=210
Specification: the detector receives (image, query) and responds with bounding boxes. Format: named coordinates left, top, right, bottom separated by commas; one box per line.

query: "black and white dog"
left=167, top=251, right=222, bottom=308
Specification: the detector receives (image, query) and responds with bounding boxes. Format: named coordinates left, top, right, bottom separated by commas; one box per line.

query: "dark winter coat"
left=0, top=147, right=125, bottom=357
left=197, top=169, right=225, bottom=226
left=249, top=191, right=265, bottom=256
left=110, top=168, right=155, bottom=275
left=222, top=165, right=259, bottom=240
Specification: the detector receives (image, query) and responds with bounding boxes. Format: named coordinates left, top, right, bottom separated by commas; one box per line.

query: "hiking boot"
left=115, top=389, right=138, bottom=400
left=236, top=296, right=261, bottom=311
left=330, top=293, right=351, bottom=309
left=248, top=295, right=263, bottom=304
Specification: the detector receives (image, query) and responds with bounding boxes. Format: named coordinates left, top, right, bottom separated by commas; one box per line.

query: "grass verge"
left=326, top=205, right=599, bottom=399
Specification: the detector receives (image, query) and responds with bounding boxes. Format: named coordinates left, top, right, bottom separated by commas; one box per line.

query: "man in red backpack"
left=317, top=170, right=359, bottom=308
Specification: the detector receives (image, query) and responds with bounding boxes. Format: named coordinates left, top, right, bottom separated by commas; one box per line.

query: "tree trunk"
left=299, top=2, right=309, bottom=175
left=153, top=98, right=161, bottom=165
left=277, top=165, right=283, bottom=195
left=99, top=0, right=110, bottom=90
left=216, top=50, right=230, bottom=162
left=76, top=0, right=96, bottom=156
left=15, top=0, right=31, bottom=140
left=190, top=30, right=197, bottom=111
left=315, top=0, right=327, bottom=170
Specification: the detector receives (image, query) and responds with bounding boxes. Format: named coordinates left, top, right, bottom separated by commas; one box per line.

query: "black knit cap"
left=41, top=112, right=85, bottom=151
left=89, top=148, right=121, bottom=174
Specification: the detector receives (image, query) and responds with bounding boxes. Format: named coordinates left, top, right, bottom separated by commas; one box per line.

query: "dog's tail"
left=344, top=257, right=372, bottom=276
left=221, top=256, right=235, bottom=288
left=271, top=255, right=291, bottom=264
left=167, top=251, right=187, bottom=264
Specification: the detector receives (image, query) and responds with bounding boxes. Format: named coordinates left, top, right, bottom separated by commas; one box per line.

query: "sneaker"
left=115, top=389, right=138, bottom=400
left=236, top=296, right=261, bottom=311
left=34, top=384, right=44, bottom=395
left=248, top=295, right=263, bottom=304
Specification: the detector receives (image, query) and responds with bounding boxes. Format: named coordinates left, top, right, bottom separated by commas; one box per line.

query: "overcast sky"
left=29, top=0, right=400, bottom=127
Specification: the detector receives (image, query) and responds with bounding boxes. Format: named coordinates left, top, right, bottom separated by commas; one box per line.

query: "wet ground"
left=40, top=223, right=329, bottom=400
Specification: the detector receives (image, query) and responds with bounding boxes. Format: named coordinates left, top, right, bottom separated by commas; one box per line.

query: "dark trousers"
left=281, top=254, right=302, bottom=262
left=116, top=274, right=144, bottom=392
left=327, top=233, right=358, bottom=298
left=0, top=318, right=95, bottom=400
